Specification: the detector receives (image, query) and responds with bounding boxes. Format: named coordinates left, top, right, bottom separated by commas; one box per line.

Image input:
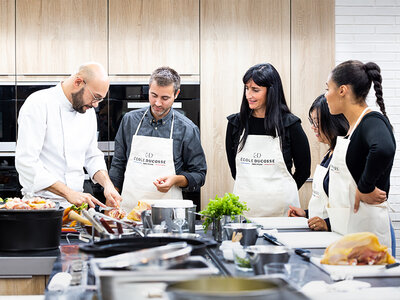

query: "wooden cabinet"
left=0, top=0, right=15, bottom=79
left=109, top=0, right=199, bottom=75
left=291, top=0, right=335, bottom=208
left=0, top=276, right=46, bottom=295
left=16, top=0, right=108, bottom=76
left=200, top=0, right=291, bottom=208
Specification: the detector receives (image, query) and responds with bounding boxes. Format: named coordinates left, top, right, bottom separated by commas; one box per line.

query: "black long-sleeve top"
left=345, top=111, right=395, bottom=195
left=226, top=113, right=311, bottom=189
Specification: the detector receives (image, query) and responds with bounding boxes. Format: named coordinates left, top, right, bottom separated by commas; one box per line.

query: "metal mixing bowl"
left=246, top=245, right=291, bottom=275
left=223, top=223, right=260, bottom=246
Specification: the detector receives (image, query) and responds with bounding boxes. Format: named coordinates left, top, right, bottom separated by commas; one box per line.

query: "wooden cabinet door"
left=291, top=0, right=335, bottom=208
left=109, top=0, right=199, bottom=75
left=16, top=0, right=107, bottom=75
left=200, top=0, right=291, bottom=208
left=0, top=0, right=15, bottom=78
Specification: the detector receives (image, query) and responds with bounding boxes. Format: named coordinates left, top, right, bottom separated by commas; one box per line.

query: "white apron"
left=328, top=107, right=392, bottom=249
left=233, top=134, right=300, bottom=217
left=308, top=161, right=329, bottom=219
left=121, top=110, right=183, bottom=212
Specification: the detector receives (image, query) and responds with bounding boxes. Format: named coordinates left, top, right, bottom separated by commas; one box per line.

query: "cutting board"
left=269, top=231, right=342, bottom=248
left=249, top=217, right=309, bottom=229
left=310, top=257, right=400, bottom=278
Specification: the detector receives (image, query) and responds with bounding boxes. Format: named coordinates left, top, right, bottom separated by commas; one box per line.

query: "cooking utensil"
left=79, top=236, right=216, bottom=257
left=263, top=232, right=285, bottom=246
left=88, top=209, right=144, bottom=237
left=0, top=208, right=64, bottom=251
left=381, top=262, right=400, bottom=270
left=246, top=245, right=291, bottom=275
left=94, top=205, right=115, bottom=212
left=82, top=209, right=108, bottom=236
left=98, top=242, right=192, bottom=270
left=224, top=223, right=259, bottom=246
left=151, top=203, right=196, bottom=233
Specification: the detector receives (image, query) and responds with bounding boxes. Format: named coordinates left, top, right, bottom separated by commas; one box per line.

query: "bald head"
left=76, top=62, right=108, bottom=83
left=61, top=62, right=110, bottom=109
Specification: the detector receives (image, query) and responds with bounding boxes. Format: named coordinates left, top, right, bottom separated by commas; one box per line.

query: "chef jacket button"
left=155, top=127, right=158, bottom=130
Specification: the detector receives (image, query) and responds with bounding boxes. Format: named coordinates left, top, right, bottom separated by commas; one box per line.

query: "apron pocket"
left=349, top=202, right=391, bottom=248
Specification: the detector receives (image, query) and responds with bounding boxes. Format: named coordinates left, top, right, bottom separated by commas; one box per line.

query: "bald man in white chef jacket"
left=15, top=62, right=122, bottom=208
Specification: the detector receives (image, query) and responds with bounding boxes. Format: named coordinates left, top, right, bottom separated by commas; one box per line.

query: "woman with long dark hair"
left=226, top=63, right=311, bottom=217
left=325, top=60, right=396, bottom=254
left=288, top=95, right=349, bottom=231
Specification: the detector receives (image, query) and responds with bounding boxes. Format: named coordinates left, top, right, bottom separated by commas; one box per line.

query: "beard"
left=71, top=88, right=91, bottom=114
left=151, top=105, right=171, bottom=118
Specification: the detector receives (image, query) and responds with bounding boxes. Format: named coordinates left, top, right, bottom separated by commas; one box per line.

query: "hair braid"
left=364, top=62, right=389, bottom=122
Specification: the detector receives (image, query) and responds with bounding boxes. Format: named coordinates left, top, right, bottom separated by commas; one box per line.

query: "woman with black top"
left=288, top=95, right=349, bottom=231
left=226, top=63, right=311, bottom=217
left=325, top=60, right=396, bottom=255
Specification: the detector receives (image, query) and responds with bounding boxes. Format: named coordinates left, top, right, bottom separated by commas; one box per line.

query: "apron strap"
left=170, top=112, right=175, bottom=139
left=134, top=108, right=149, bottom=136
left=348, top=107, right=370, bottom=139
left=135, top=108, right=175, bottom=139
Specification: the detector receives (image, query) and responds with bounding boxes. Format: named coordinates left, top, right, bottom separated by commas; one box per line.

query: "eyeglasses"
left=308, top=116, right=319, bottom=128
left=83, top=80, right=104, bottom=104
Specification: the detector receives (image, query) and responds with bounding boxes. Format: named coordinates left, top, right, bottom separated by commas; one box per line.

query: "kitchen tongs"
left=98, top=242, right=193, bottom=270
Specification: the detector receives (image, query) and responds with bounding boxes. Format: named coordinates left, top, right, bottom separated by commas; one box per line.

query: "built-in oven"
left=0, top=84, right=19, bottom=197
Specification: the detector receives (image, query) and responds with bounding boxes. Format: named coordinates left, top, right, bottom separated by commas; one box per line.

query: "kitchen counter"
left=41, top=229, right=400, bottom=300
left=3, top=227, right=399, bottom=299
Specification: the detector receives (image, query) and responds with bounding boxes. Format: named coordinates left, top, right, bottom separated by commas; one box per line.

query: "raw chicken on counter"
left=321, top=232, right=395, bottom=265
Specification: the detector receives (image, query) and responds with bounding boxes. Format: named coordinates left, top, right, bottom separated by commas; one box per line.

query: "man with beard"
left=109, top=66, right=206, bottom=212
left=16, top=62, right=121, bottom=208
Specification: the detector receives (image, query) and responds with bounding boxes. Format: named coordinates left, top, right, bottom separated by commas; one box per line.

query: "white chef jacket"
left=15, top=83, right=106, bottom=200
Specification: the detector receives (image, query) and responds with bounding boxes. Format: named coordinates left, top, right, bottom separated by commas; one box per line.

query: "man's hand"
left=153, top=175, right=177, bottom=193
left=287, top=205, right=306, bottom=217
left=104, top=184, right=122, bottom=207
left=66, top=190, right=105, bottom=208
left=308, top=216, right=328, bottom=231
left=354, top=187, right=387, bottom=213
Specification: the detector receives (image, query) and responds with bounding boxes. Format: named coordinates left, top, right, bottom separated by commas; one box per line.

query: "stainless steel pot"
left=246, top=245, right=291, bottom=275
left=166, top=277, right=282, bottom=300
left=152, top=205, right=196, bottom=233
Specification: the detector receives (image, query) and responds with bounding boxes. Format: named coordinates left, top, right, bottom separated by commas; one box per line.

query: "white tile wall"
left=336, top=0, right=400, bottom=256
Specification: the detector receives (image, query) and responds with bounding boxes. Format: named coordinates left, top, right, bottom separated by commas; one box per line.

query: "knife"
left=263, top=233, right=285, bottom=246
left=381, top=262, right=400, bottom=270
left=294, top=248, right=312, bottom=262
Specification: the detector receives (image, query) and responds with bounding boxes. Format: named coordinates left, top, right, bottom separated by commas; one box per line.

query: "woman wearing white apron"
left=226, top=63, right=311, bottom=217
left=288, top=95, right=349, bottom=231
left=120, top=109, right=183, bottom=212
left=325, top=60, right=396, bottom=255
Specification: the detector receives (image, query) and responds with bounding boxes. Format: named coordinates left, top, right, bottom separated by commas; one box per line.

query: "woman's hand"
left=354, top=187, right=387, bottom=213
left=308, top=216, right=328, bottom=231
left=287, top=205, right=306, bottom=217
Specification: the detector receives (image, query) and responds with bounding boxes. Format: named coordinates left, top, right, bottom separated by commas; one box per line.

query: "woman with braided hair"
left=325, top=60, right=396, bottom=256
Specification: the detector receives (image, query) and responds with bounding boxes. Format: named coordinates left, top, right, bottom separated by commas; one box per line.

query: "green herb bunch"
left=199, top=193, right=248, bottom=232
